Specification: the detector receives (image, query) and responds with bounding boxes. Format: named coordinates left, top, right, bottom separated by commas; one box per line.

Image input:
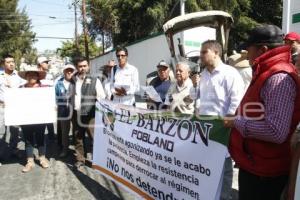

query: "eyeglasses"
left=116, top=54, right=127, bottom=58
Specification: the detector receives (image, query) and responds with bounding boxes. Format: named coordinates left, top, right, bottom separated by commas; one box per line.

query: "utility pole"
left=82, top=0, right=89, bottom=62
left=73, top=0, right=79, bottom=52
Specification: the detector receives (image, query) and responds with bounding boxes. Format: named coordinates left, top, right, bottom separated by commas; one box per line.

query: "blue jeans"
left=21, top=124, right=46, bottom=157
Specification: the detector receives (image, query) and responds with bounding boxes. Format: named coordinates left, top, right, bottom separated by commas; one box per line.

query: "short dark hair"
left=202, top=40, right=222, bottom=57
left=1, top=54, right=14, bottom=64
left=74, top=56, right=88, bottom=66
left=115, top=46, right=128, bottom=56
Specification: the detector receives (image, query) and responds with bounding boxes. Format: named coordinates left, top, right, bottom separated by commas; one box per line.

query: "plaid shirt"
left=234, top=73, right=296, bottom=144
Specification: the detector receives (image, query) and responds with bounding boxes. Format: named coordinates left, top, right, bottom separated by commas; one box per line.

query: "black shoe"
left=85, top=159, right=92, bottom=168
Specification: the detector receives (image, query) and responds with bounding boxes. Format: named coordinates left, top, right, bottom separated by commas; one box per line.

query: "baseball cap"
left=157, top=60, right=169, bottom=68
left=284, top=32, right=300, bottom=41
left=241, top=25, right=284, bottom=49
left=62, top=64, right=75, bottom=71
left=37, top=56, right=49, bottom=65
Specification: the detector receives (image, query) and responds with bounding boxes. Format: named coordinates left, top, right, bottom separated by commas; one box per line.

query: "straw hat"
left=228, top=50, right=250, bottom=68
left=18, top=66, right=47, bottom=80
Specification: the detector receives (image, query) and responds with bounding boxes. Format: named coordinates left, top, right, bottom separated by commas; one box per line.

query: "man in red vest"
left=224, top=25, right=300, bottom=200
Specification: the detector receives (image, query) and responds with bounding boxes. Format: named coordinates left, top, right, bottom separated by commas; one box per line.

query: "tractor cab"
left=163, top=10, right=233, bottom=73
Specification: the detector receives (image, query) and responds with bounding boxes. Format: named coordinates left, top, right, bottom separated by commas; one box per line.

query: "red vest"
left=229, top=46, right=300, bottom=177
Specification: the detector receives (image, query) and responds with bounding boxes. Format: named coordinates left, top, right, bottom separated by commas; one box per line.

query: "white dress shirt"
left=103, top=77, right=112, bottom=100
left=0, top=70, right=25, bottom=102
left=191, top=62, right=244, bottom=117
left=74, top=75, right=106, bottom=111
left=110, top=63, right=139, bottom=105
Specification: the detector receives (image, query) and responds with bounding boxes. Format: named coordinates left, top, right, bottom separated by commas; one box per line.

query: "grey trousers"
left=221, top=157, right=233, bottom=200
left=0, top=106, right=20, bottom=158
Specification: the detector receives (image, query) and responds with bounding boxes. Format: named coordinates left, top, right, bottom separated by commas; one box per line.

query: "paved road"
left=0, top=138, right=135, bottom=200
left=0, top=135, right=238, bottom=200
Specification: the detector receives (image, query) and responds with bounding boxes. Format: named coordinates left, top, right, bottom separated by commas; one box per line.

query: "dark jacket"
left=55, top=76, right=75, bottom=119
left=72, top=73, right=98, bottom=117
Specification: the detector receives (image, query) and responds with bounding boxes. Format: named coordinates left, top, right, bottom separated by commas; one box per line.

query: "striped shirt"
left=234, top=73, right=296, bottom=144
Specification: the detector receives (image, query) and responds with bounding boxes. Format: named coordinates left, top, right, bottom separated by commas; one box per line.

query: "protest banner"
left=93, top=100, right=230, bottom=200
left=4, top=87, right=56, bottom=125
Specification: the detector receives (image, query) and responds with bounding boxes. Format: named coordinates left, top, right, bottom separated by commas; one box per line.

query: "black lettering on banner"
left=136, top=177, right=175, bottom=200
left=121, top=167, right=134, bottom=183
left=155, top=117, right=165, bottom=134
left=177, top=120, right=193, bottom=140
left=164, top=118, right=177, bottom=137
left=107, top=157, right=119, bottom=173
left=144, top=115, right=154, bottom=131
left=191, top=122, right=213, bottom=146
left=136, top=113, right=145, bottom=127
left=131, top=129, right=174, bottom=152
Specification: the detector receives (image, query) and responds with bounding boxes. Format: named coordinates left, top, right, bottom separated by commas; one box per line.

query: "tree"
left=0, top=0, right=36, bottom=67
left=87, top=0, right=201, bottom=49
left=57, top=34, right=101, bottom=62
left=86, top=0, right=283, bottom=54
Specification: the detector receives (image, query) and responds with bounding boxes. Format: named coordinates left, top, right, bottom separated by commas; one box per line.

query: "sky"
left=18, top=0, right=82, bottom=53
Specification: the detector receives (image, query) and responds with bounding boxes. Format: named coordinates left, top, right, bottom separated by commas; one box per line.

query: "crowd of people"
left=0, top=24, right=300, bottom=200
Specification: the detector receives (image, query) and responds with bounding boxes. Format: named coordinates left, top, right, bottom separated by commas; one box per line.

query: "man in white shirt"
left=72, top=57, right=106, bottom=170
left=0, top=54, right=25, bottom=163
left=191, top=40, right=244, bottom=200
left=110, top=46, right=139, bottom=106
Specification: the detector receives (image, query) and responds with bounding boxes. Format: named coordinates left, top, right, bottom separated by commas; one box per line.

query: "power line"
left=0, top=13, right=74, bottom=20
left=31, top=0, right=67, bottom=7
left=36, top=36, right=73, bottom=39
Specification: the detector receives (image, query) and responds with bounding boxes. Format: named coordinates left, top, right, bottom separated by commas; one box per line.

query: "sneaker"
left=39, top=156, right=50, bottom=168
left=22, top=158, right=35, bottom=173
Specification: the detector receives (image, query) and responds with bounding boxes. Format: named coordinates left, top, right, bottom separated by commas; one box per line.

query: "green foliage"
left=87, top=0, right=201, bottom=47
left=57, top=34, right=101, bottom=62
left=86, top=0, right=283, bottom=54
left=249, top=0, right=282, bottom=26
left=0, top=0, right=36, bottom=67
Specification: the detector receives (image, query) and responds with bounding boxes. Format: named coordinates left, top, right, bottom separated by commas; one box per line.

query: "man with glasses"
left=110, top=46, right=139, bottom=106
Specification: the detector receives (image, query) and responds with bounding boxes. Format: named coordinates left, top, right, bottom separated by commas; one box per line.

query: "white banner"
left=93, top=100, right=229, bottom=200
left=4, top=87, right=56, bottom=125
